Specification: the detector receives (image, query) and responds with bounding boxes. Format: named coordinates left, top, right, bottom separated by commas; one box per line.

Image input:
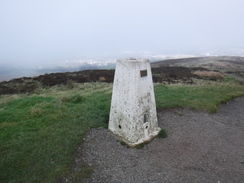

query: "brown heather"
left=193, top=71, right=225, bottom=79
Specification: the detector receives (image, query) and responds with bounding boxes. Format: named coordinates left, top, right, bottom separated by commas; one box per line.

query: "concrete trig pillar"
left=109, top=58, right=160, bottom=147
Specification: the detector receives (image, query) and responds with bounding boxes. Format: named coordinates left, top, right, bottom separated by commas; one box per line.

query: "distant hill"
left=151, top=56, right=244, bottom=73
left=0, top=61, right=116, bottom=82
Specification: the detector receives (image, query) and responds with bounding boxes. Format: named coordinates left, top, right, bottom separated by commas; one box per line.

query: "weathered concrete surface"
left=109, top=58, right=160, bottom=146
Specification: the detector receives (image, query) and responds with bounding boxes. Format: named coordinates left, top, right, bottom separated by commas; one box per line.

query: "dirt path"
left=75, top=97, right=244, bottom=183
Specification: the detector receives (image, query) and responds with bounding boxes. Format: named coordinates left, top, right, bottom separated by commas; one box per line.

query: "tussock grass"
left=0, top=80, right=244, bottom=182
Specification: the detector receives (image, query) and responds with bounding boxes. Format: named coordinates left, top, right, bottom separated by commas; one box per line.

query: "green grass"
left=154, top=82, right=244, bottom=113
left=224, top=75, right=240, bottom=83
left=0, top=82, right=112, bottom=183
left=158, top=129, right=168, bottom=139
left=0, top=80, right=244, bottom=182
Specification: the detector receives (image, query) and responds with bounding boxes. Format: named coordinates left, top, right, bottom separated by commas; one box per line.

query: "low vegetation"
left=155, top=81, right=244, bottom=113
left=0, top=76, right=244, bottom=182
left=0, top=82, right=112, bottom=183
left=158, top=129, right=168, bottom=139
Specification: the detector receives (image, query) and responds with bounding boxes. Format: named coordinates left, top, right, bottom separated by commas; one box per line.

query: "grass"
left=154, top=82, right=244, bottom=113
left=0, top=82, right=112, bottom=183
left=224, top=75, right=240, bottom=83
left=0, top=77, right=244, bottom=182
left=158, top=129, right=168, bottom=139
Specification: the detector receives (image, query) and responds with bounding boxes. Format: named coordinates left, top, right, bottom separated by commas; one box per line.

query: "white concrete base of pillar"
left=110, top=127, right=161, bottom=147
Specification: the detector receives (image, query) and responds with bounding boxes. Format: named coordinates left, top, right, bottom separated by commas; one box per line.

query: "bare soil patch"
left=74, top=97, right=244, bottom=183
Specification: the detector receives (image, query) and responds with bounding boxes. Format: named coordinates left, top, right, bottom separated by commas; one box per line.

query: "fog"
left=1, top=0, right=244, bottom=72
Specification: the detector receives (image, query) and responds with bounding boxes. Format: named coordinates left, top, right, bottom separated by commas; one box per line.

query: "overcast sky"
left=1, top=0, right=244, bottom=66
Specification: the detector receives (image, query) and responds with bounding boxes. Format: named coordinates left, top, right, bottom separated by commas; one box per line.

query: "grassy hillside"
left=1, top=79, right=244, bottom=182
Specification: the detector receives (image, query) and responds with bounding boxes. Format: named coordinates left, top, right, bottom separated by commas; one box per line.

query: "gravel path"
left=75, top=97, right=244, bottom=183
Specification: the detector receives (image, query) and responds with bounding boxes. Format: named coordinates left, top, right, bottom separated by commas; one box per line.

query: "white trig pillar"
left=109, top=58, right=160, bottom=147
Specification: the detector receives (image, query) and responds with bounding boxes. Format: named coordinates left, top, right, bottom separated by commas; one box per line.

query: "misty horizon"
left=1, top=53, right=244, bottom=82
left=1, top=0, right=244, bottom=81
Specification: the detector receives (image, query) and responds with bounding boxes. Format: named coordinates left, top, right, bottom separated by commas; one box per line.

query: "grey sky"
left=1, top=0, right=244, bottom=66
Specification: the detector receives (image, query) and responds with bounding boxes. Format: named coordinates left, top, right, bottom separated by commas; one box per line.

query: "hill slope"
left=1, top=56, right=244, bottom=95
left=151, top=56, right=244, bottom=74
